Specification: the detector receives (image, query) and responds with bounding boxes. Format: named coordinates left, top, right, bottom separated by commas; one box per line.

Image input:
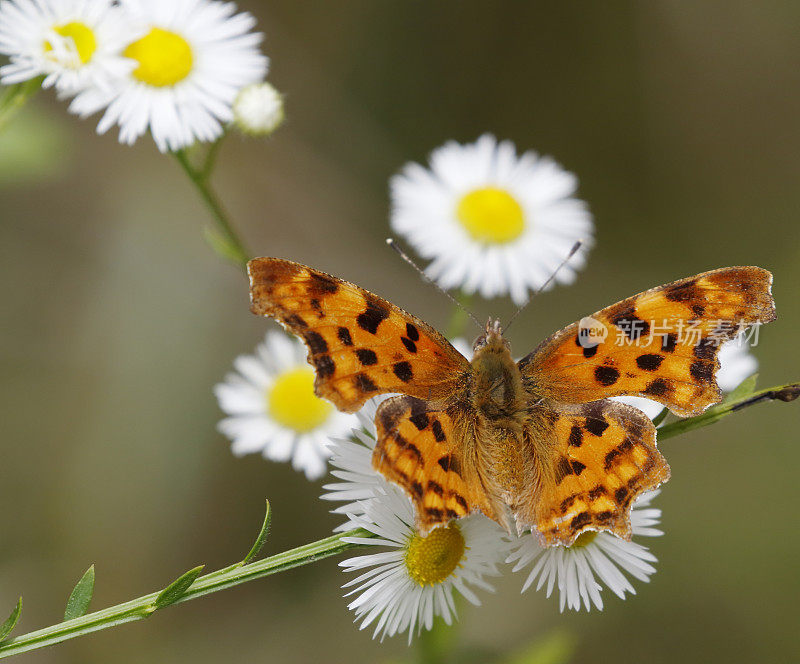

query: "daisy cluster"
left=0, top=0, right=281, bottom=150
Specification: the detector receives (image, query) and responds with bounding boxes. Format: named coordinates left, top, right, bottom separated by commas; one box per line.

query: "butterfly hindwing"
left=248, top=258, right=470, bottom=412
left=519, top=266, right=776, bottom=417
left=523, top=399, right=669, bottom=546
left=373, top=395, right=493, bottom=534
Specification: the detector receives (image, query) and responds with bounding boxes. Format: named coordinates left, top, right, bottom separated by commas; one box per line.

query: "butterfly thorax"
left=470, top=329, right=526, bottom=422
left=469, top=325, right=535, bottom=524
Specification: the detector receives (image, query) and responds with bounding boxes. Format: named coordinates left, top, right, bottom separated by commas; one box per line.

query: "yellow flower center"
left=44, top=22, right=97, bottom=65
left=456, top=187, right=525, bottom=244
left=571, top=531, right=598, bottom=548
left=124, top=27, right=193, bottom=87
left=267, top=368, right=332, bottom=433
left=404, top=523, right=466, bottom=586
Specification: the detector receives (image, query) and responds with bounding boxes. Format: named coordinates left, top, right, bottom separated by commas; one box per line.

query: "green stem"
left=173, top=149, right=250, bottom=270
left=0, top=78, right=42, bottom=133
left=658, top=382, right=799, bottom=441
left=0, top=529, right=373, bottom=659
left=201, top=134, right=225, bottom=181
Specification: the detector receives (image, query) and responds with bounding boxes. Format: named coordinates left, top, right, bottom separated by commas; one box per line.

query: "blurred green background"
left=1, top=2, right=799, bottom=662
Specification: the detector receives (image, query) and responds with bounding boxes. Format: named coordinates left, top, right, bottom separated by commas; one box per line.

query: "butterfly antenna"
left=386, top=238, right=482, bottom=330
left=503, top=240, right=584, bottom=333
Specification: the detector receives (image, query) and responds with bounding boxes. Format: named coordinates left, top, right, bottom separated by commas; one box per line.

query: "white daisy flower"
left=507, top=490, right=663, bottom=612
left=214, top=330, right=358, bottom=481
left=614, top=334, right=759, bottom=420
left=0, top=0, right=134, bottom=94
left=232, top=80, right=283, bottom=136
left=322, top=395, right=509, bottom=640
left=321, top=398, right=385, bottom=531
left=340, top=487, right=509, bottom=642
left=716, top=334, right=758, bottom=392
left=390, top=134, right=594, bottom=305
left=70, top=0, right=268, bottom=152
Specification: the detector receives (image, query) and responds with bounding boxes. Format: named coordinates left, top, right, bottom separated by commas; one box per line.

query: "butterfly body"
left=249, top=257, right=775, bottom=546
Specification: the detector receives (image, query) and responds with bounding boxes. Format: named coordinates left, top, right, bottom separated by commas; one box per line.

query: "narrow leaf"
left=154, top=565, right=205, bottom=609
left=659, top=381, right=800, bottom=441
left=723, top=373, right=758, bottom=404
left=64, top=565, right=95, bottom=620
left=0, top=598, right=22, bottom=642
left=651, top=407, right=669, bottom=427
left=242, top=499, right=272, bottom=565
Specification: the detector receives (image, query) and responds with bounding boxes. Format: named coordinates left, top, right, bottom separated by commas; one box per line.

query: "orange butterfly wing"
left=373, top=396, right=496, bottom=534
left=522, top=400, right=669, bottom=546
left=248, top=258, right=470, bottom=412
left=519, top=266, right=776, bottom=417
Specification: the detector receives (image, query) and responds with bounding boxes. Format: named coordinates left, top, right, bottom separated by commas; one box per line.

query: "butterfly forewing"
left=519, top=266, right=776, bottom=417
left=248, top=258, right=471, bottom=412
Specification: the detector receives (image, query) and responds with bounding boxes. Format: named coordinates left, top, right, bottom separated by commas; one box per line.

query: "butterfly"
left=247, top=258, right=776, bottom=546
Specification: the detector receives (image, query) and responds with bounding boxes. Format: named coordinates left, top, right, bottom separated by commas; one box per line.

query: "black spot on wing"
left=636, top=354, right=664, bottom=371
left=337, top=326, right=353, bottom=346
left=355, top=348, right=378, bottom=366
left=409, top=411, right=429, bottom=430
left=428, top=480, right=444, bottom=496
left=588, top=486, right=607, bottom=500
left=305, top=331, right=328, bottom=355
left=604, top=438, right=634, bottom=470
left=431, top=419, right=446, bottom=442
left=661, top=333, right=678, bottom=353
left=556, top=457, right=586, bottom=482
left=570, top=511, right=591, bottom=530
left=353, top=373, right=378, bottom=393
left=568, top=425, right=583, bottom=447
left=584, top=416, right=609, bottom=436
left=594, top=365, right=620, bottom=386
left=310, top=298, right=324, bottom=317
left=393, top=361, right=413, bottom=382
left=309, top=272, right=339, bottom=294
left=356, top=297, right=390, bottom=334
left=438, top=455, right=460, bottom=474
left=315, top=355, right=335, bottom=378
left=425, top=507, right=444, bottom=520
left=583, top=344, right=599, bottom=359
left=664, top=279, right=699, bottom=303
left=644, top=378, right=671, bottom=397
left=405, top=323, right=420, bottom=342
left=285, top=314, right=307, bottom=329
left=401, top=337, right=417, bottom=353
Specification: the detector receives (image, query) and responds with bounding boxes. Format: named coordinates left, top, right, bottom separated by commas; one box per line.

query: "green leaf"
left=0, top=598, right=22, bottom=643
left=722, top=373, right=758, bottom=404
left=64, top=565, right=95, bottom=620
left=154, top=565, right=205, bottom=609
left=501, top=630, right=576, bottom=664
left=242, top=499, right=272, bottom=565
left=202, top=226, right=246, bottom=265
left=651, top=407, right=669, bottom=427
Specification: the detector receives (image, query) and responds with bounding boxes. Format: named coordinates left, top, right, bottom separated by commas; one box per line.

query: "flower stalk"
left=173, top=147, right=251, bottom=270
left=0, top=78, right=42, bottom=133
left=0, top=528, right=373, bottom=659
